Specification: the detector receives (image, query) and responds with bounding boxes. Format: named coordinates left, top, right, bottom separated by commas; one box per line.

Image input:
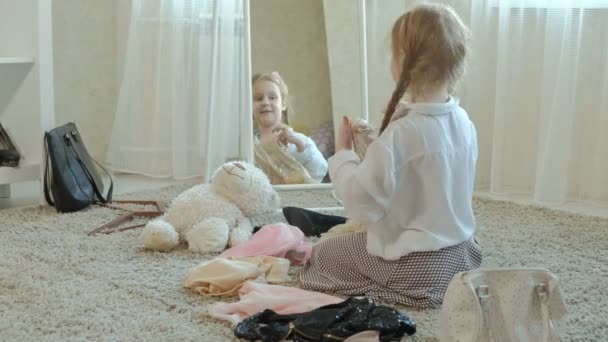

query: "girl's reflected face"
left=253, top=80, right=285, bottom=129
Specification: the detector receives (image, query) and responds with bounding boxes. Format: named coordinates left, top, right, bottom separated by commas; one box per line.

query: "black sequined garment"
left=234, top=297, right=416, bottom=342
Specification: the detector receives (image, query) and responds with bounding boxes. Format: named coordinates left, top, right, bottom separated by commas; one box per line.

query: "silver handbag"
left=439, top=267, right=567, bottom=342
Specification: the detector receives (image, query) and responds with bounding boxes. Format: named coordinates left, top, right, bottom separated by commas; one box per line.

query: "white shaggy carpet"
left=0, top=183, right=607, bottom=341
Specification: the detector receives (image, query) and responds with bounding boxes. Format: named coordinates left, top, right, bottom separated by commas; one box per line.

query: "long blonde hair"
left=380, top=3, right=469, bottom=133
left=252, top=71, right=291, bottom=125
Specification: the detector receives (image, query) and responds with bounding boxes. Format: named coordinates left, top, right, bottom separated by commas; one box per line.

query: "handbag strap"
left=66, top=133, right=113, bottom=203
left=43, top=136, right=54, bottom=206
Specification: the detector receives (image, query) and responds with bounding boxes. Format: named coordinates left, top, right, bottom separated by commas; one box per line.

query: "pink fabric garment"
left=219, top=222, right=312, bottom=266
left=207, top=281, right=379, bottom=341
left=207, top=281, right=342, bottom=325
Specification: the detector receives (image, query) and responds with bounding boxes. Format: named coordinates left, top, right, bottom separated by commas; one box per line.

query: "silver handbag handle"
left=476, top=285, right=506, bottom=342
left=476, top=283, right=560, bottom=342
left=537, top=283, right=562, bottom=342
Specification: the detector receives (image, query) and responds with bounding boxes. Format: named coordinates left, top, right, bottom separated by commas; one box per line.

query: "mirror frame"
left=242, top=0, right=370, bottom=191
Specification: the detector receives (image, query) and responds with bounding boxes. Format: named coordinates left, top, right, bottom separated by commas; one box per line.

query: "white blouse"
left=328, top=96, right=478, bottom=260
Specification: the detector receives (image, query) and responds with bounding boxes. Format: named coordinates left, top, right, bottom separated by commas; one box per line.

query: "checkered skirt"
left=300, top=233, right=482, bottom=308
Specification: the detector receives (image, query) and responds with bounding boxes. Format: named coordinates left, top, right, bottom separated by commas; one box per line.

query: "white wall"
left=52, top=0, right=119, bottom=163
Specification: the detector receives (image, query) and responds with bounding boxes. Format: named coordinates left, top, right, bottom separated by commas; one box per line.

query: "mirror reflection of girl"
left=252, top=72, right=328, bottom=183
left=298, top=3, right=482, bottom=308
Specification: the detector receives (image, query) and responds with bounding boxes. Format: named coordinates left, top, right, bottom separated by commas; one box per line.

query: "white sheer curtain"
left=107, top=0, right=245, bottom=179
left=365, top=0, right=608, bottom=206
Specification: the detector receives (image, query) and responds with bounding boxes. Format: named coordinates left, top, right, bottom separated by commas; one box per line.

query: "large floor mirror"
left=242, top=0, right=371, bottom=192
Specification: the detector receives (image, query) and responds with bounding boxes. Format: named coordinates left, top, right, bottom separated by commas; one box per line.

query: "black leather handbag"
left=43, top=122, right=113, bottom=213
left=0, top=123, right=20, bottom=167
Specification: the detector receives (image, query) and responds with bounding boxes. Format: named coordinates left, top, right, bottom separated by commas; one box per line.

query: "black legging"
left=281, top=206, right=347, bottom=237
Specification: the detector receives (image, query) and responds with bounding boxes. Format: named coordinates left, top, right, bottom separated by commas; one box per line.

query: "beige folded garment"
left=184, top=256, right=291, bottom=296
left=254, top=137, right=315, bottom=185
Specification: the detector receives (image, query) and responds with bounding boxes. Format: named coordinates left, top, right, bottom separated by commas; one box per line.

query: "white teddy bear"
left=141, top=161, right=280, bottom=253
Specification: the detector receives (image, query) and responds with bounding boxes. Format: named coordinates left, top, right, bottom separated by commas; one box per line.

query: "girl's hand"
left=350, top=118, right=372, bottom=133
left=259, top=130, right=282, bottom=145
left=336, top=116, right=353, bottom=152
left=274, top=124, right=305, bottom=152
